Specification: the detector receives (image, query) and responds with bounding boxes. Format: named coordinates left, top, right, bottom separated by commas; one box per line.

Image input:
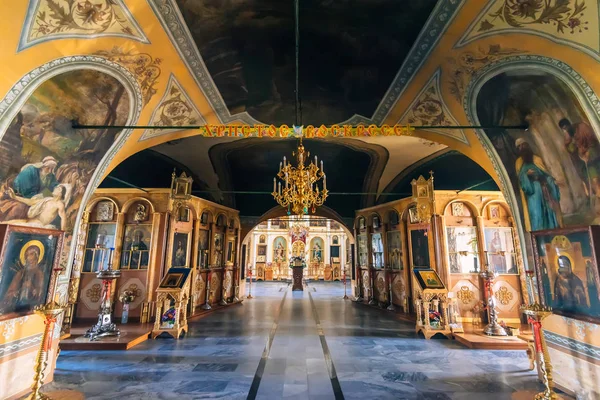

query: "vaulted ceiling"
left=175, top=0, right=438, bottom=125
left=9, top=0, right=599, bottom=220
left=94, top=0, right=499, bottom=218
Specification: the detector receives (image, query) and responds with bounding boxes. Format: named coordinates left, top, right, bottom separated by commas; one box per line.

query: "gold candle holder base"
left=520, top=303, right=563, bottom=400
left=26, top=302, right=66, bottom=400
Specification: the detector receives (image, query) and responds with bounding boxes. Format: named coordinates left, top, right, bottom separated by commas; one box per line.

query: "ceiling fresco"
left=175, top=0, right=438, bottom=125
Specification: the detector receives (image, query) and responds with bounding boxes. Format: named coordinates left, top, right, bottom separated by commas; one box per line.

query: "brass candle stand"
left=203, top=275, right=212, bottom=310
left=480, top=266, right=507, bottom=336
left=387, top=271, right=396, bottom=311
left=26, top=302, right=65, bottom=400
left=521, top=303, right=562, bottom=400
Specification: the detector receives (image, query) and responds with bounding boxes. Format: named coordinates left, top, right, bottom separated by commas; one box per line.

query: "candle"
left=279, top=161, right=282, bottom=171
left=314, top=155, right=317, bottom=165
left=278, top=182, right=281, bottom=195
left=323, top=174, right=327, bottom=190
left=283, top=156, right=286, bottom=167
left=320, top=160, right=323, bottom=171
left=273, top=177, right=276, bottom=192
left=108, top=248, right=114, bottom=268
left=285, top=173, right=289, bottom=188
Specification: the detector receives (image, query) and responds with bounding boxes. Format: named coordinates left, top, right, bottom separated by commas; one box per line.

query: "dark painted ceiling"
left=209, top=138, right=382, bottom=216
left=176, top=0, right=438, bottom=125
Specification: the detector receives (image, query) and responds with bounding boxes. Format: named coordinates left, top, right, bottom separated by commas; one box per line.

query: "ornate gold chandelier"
left=272, top=137, right=328, bottom=215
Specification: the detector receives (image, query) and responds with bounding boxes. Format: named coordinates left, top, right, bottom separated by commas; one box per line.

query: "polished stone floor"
left=47, top=282, right=563, bottom=399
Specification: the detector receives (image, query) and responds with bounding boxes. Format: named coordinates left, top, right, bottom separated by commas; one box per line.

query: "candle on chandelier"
left=320, top=160, right=323, bottom=171
left=278, top=181, right=281, bottom=195
left=285, top=173, right=289, bottom=188
left=279, top=161, right=282, bottom=171
left=273, top=177, right=276, bottom=193
left=323, top=174, right=327, bottom=190
left=283, top=156, right=286, bottom=167
left=314, top=155, right=317, bottom=165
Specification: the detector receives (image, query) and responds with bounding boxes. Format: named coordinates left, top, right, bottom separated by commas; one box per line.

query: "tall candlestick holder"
left=387, top=271, right=396, bottom=311
left=480, top=259, right=507, bottom=336
left=342, top=271, right=348, bottom=299
left=247, top=270, right=253, bottom=299
left=84, top=248, right=121, bottom=341
left=521, top=303, right=562, bottom=400
left=26, top=302, right=65, bottom=400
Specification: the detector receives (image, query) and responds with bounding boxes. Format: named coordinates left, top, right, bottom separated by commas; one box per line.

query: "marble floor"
left=46, top=282, right=568, bottom=400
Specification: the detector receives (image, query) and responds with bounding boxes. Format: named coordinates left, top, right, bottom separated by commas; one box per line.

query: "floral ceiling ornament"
left=141, top=74, right=206, bottom=140
left=19, top=0, right=149, bottom=51
left=399, top=69, right=468, bottom=144
left=95, top=46, right=162, bottom=105
left=446, top=45, right=525, bottom=102
left=456, top=1, right=599, bottom=60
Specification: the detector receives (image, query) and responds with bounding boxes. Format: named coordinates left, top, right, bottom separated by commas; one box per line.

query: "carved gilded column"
left=62, top=210, right=90, bottom=334
left=431, top=213, right=447, bottom=286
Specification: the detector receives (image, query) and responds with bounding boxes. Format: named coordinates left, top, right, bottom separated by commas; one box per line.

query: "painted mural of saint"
left=0, top=156, right=59, bottom=220
left=0, top=242, right=47, bottom=313
left=553, top=255, right=588, bottom=312
left=489, top=231, right=506, bottom=273
left=515, top=138, right=562, bottom=231
left=560, top=118, right=600, bottom=203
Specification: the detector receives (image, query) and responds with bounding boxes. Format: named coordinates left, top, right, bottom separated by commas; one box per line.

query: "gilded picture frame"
left=531, top=226, right=600, bottom=324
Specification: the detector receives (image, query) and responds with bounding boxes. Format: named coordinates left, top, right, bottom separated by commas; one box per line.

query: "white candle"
left=314, top=155, right=317, bottom=165
left=320, top=160, right=323, bottom=170
left=285, top=173, right=289, bottom=188
left=283, top=156, right=286, bottom=167
left=278, top=182, right=281, bottom=195
left=273, top=177, right=276, bottom=192
left=280, top=161, right=282, bottom=171
left=324, top=174, right=327, bottom=190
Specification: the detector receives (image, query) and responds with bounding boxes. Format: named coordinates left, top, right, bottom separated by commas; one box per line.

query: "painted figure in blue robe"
left=0, top=156, right=59, bottom=221
left=13, top=156, right=59, bottom=198
left=515, top=138, right=562, bottom=231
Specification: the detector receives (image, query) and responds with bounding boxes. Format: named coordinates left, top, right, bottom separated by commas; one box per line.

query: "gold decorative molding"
left=95, top=46, right=161, bottom=105
left=19, top=0, right=149, bottom=51
left=456, top=0, right=599, bottom=59
left=141, top=74, right=206, bottom=140
left=399, top=69, right=468, bottom=144
left=457, top=285, right=474, bottom=304
left=446, top=45, right=525, bottom=102
left=494, top=285, right=514, bottom=305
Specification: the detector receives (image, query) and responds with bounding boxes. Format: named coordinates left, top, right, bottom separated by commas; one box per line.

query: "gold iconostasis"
left=244, top=217, right=351, bottom=282
left=353, top=180, right=525, bottom=324
left=68, top=186, right=241, bottom=330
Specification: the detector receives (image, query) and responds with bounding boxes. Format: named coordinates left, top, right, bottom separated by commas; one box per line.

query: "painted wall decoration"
left=371, top=233, right=384, bottom=268
left=0, top=225, right=62, bottom=317
left=447, top=45, right=524, bottom=102
left=410, top=229, right=430, bottom=268
left=83, top=222, right=116, bottom=272
left=141, top=75, right=206, bottom=140
left=457, top=0, right=599, bottom=59
left=399, top=69, right=467, bottom=144
left=387, top=230, right=403, bottom=270
left=310, top=237, right=324, bottom=263
left=273, top=236, right=286, bottom=263
left=532, top=227, right=600, bottom=323
left=95, top=47, right=161, bottom=105
left=197, top=229, right=209, bottom=268
left=19, top=0, right=149, bottom=51
left=120, top=224, right=151, bottom=270
left=0, top=69, right=129, bottom=237
left=484, top=227, right=517, bottom=274
left=357, top=234, right=368, bottom=267
left=172, top=232, right=188, bottom=267
left=212, top=233, right=223, bottom=266
left=446, top=226, right=479, bottom=274
left=477, top=70, right=600, bottom=231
